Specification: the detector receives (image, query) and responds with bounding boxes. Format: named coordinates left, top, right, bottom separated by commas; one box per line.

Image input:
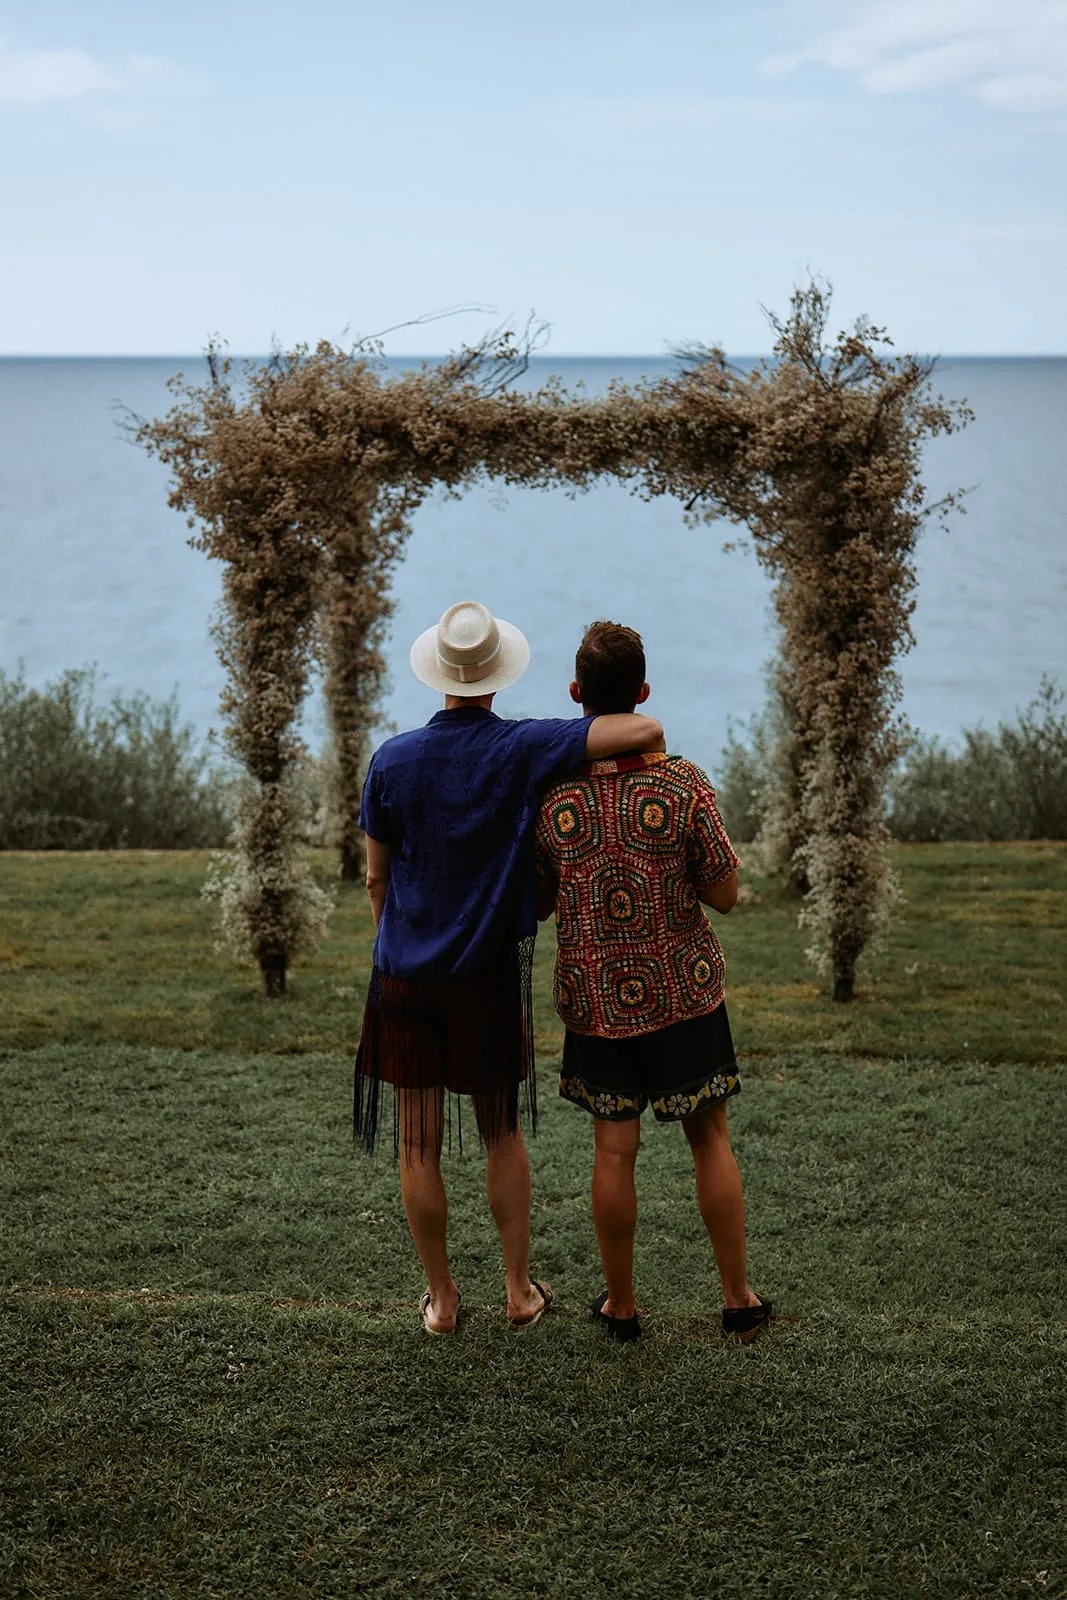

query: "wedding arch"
left=138, top=284, right=968, bottom=1002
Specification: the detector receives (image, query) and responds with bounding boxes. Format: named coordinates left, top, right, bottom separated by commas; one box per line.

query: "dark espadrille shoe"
left=722, top=1294, right=773, bottom=1342
left=591, top=1290, right=642, bottom=1343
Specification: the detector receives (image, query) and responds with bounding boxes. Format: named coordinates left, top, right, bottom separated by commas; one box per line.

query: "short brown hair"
left=575, top=620, right=646, bottom=713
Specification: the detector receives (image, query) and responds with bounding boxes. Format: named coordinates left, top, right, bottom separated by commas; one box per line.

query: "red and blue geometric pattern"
left=535, top=754, right=739, bottom=1039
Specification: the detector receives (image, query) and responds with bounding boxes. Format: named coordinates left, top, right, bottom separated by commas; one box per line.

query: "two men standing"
left=355, top=602, right=769, bottom=1341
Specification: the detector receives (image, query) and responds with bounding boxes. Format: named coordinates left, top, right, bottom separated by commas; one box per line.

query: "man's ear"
left=569, top=681, right=583, bottom=705
left=637, top=682, right=650, bottom=705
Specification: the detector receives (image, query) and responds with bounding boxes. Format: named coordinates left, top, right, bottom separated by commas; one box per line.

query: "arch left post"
left=135, top=347, right=334, bottom=996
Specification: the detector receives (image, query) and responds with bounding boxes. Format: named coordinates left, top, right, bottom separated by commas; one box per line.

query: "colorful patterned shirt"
left=534, top=753, right=740, bottom=1039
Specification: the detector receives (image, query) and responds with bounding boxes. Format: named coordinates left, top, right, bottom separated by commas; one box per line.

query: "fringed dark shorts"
left=353, top=938, right=536, bottom=1156
left=560, top=1001, right=741, bottom=1122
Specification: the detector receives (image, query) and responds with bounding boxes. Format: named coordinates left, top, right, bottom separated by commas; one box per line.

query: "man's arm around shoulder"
left=583, top=713, right=664, bottom=759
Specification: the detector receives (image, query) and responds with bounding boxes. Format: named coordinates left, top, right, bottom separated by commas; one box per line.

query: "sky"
left=1, top=0, right=1066, bottom=354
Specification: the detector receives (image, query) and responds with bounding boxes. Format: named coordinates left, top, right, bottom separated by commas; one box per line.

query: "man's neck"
left=443, top=693, right=496, bottom=712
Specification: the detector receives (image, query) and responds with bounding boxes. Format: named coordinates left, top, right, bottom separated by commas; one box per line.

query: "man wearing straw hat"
left=354, top=600, right=665, bottom=1335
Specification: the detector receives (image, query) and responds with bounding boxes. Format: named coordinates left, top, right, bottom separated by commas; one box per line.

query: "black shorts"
left=560, top=1002, right=741, bottom=1122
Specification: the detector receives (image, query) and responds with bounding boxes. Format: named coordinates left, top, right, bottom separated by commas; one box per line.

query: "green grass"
left=2, top=849, right=1065, bottom=1596
left=4, top=1292, right=1062, bottom=1599
left=2, top=842, right=1065, bottom=1060
left=2, top=1047, right=1064, bottom=1598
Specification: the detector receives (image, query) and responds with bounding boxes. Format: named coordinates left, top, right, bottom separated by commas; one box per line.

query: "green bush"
left=718, top=678, right=1067, bottom=845
left=885, top=730, right=1016, bottom=842
left=0, top=667, right=234, bottom=849
left=715, top=713, right=773, bottom=843
left=887, top=677, right=1067, bottom=841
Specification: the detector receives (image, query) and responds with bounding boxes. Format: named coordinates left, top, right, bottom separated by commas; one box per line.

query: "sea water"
left=2, top=355, right=1065, bottom=774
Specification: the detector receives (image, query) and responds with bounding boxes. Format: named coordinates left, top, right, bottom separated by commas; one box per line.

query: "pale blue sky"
left=2, top=0, right=1065, bottom=353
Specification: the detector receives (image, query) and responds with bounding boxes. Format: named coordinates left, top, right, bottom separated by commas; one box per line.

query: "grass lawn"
left=1, top=847, right=1065, bottom=1597
left=1, top=842, right=1065, bottom=1061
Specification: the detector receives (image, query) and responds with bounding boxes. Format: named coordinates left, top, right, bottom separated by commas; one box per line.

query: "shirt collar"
left=428, top=706, right=499, bottom=725
left=580, top=751, right=670, bottom=776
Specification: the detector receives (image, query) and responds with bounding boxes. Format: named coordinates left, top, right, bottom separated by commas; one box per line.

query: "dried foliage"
left=201, top=784, right=334, bottom=978
left=244, top=326, right=549, bottom=880
left=651, top=285, right=971, bottom=998
left=722, top=677, right=1067, bottom=851
left=136, top=325, right=562, bottom=988
left=137, top=349, right=325, bottom=993
left=138, top=284, right=969, bottom=1003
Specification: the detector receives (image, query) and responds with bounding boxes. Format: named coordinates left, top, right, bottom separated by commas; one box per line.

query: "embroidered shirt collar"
left=580, top=751, right=670, bottom=777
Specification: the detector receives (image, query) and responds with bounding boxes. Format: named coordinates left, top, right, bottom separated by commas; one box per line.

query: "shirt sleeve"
left=514, top=716, right=591, bottom=788
left=358, top=753, right=391, bottom=843
left=684, top=763, right=740, bottom=888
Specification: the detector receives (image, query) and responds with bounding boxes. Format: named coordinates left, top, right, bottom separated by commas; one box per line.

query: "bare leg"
left=477, top=1095, right=546, bottom=1322
left=398, top=1086, right=459, bottom=1332
left=682, top=1101, right=760, bottom=1310
left=591, top=1116, right=642, bottom=1320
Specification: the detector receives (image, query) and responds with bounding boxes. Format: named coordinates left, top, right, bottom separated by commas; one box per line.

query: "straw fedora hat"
left=409, top=600, right=531, bottom=696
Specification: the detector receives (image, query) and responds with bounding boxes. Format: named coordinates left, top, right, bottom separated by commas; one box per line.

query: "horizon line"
left=2, top=349, right=1065, bottom=361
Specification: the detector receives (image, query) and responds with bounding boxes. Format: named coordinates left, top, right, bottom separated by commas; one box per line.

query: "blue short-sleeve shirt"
left=359, top=706, right=590, bottom=978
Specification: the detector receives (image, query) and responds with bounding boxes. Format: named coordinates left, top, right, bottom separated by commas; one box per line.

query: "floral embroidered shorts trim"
left=559, top=1003, right=741, bottom=1122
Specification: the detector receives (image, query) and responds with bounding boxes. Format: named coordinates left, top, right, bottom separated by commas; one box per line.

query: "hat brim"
left=409, top=616, right=531, bottom=696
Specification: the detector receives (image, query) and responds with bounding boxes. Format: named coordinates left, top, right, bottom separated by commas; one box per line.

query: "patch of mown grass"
left=719, top=843, right=1067, bottom=1063
left=2, top=1046, right=1064, bottom=1598
left=3, top=1293, right=1062, bottom=1600
left=3, top=1046, right=1062, bottom=1317
left=4, top=850, right=1064, bottom=1596
left=0, top=851, right=377, bottom=1056
left=2, top=844, right=1065, bottom=1061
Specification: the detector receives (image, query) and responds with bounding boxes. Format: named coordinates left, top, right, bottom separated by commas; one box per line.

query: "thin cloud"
left=764, top=0, right=1067, bottom=113
left=0, top=37, right=175, bottom=107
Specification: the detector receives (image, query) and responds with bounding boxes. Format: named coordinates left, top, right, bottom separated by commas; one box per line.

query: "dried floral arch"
left=138, top=285, right=968, bottom=1002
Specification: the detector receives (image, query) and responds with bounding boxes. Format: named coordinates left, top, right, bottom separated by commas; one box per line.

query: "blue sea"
left=2, top=355, right=1065, bottom=773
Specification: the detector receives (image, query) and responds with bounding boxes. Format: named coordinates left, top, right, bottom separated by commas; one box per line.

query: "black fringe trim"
left=353, top=936, right=537, bottom=1159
